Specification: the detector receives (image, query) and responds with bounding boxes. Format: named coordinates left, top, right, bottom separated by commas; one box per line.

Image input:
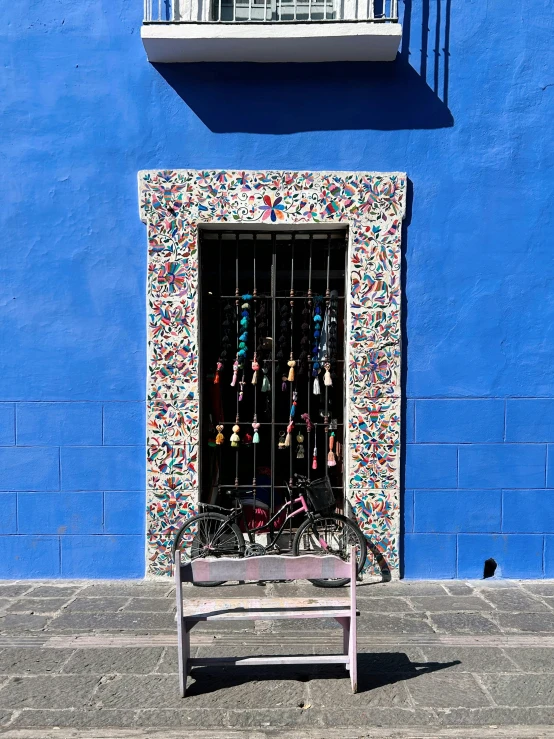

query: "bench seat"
left=182, top=597, right=358, bottom=620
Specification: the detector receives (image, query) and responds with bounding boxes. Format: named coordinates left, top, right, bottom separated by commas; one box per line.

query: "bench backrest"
left=176, top=550, right=355, bottom=584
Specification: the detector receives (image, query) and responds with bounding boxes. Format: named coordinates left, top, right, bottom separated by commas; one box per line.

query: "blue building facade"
left=2, top=0, right=553, bottom=578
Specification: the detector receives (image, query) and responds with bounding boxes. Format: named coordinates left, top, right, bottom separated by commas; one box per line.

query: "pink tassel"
left=231, top=358, right=238, bottom=387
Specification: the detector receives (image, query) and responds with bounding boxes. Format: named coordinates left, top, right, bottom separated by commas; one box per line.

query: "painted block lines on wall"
left=457, top=534, right=544, bottom=579
left=403, top=399, right=554, bottom=578
left=415, top=399, right=505, bottom=443
left=0, top=402, right=146, bottom=578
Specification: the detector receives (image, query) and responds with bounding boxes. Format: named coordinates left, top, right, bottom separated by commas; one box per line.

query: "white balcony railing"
left=142, top=0, right=401, bottom=62
left=144, top=0, right=398, bottom=22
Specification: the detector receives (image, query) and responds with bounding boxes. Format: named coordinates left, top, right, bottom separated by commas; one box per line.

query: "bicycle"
left=171, top=473, right=367, bottom=588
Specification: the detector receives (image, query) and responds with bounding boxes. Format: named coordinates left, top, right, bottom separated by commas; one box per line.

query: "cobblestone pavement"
left=0, top=579, right=553, bottom=738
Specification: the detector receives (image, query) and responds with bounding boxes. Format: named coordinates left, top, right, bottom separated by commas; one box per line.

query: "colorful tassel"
left=323, top=362, right=332, bottom=387
left=285, top=421, right=294, bottom=448
left=215, top=424, right=225, bottom=445
left=327, top=432, right=337, bottom=467
left=251, top=357, right=259, bottom=385
left=252, top=419, right=260, bottom=445
left=296, top=432, right=305, bottom=459
left=290, top=391, right=297, bottom=418
left=231, top=358, right=238, bottom=387
left=301, top=413, right=314, bottom=432
left=312, top=443, right=318, bottom=470
left=230, top=424, right=240, bottom=448
left=287, top=359, right=296, bottom=382
left=242, top=433, right=252, bottom=446
left=214, top=361, right=223, bottom=385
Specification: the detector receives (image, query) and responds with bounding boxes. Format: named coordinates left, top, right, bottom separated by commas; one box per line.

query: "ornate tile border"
left=139, top=170, right=406, bottom=578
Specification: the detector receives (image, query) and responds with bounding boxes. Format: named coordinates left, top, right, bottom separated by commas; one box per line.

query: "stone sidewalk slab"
left=0, top=580, right=551, bottom=734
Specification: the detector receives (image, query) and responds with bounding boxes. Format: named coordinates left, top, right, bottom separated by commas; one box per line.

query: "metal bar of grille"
left=307, top=234, right=313, bottom=481
left=270, top=234, right=277, bottom=514
left=234, top=235, right=240, bottom=488
left=218, top=295, right=347, bottom=300
left=213, top=421, right=344, bottom=426
left=324, top=234, right=331, bottom=475
left=289, top=236, right=294, bottom=486
left=252, top=234, right=257, bottom=488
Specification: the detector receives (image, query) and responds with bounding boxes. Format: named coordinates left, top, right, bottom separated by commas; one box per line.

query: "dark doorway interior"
left=198, top=229, right=348, bottom=519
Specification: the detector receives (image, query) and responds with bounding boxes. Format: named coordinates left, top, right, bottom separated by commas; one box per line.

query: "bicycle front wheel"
left=172, top=513, right=245, bottom=587
left=292, top=513, right=367, bottom=588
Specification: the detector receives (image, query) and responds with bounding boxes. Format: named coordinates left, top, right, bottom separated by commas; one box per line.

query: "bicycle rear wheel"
left=172, top=513, right=245, bottom=587
left=292, top=513, right=367, bottom=588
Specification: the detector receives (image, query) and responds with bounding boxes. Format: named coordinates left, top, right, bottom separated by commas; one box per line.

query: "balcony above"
left=142, top=0, right=402, bottom=63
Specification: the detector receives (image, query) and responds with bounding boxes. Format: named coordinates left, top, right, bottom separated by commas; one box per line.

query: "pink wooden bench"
left=174, top=547, right=358, bottom=696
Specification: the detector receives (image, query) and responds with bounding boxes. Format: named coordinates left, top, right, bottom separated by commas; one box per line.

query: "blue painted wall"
left=2, top=0, right=553, bottom=577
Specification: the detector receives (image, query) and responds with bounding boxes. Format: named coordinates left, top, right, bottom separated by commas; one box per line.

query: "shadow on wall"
left=152, top=0, right=453, bottom=132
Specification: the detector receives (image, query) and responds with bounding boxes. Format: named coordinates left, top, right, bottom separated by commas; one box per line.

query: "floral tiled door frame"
left=139, top=170, right=406, bottom=578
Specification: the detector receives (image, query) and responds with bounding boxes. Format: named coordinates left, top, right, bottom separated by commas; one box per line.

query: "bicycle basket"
left=306, top=477, right=336, bottom=513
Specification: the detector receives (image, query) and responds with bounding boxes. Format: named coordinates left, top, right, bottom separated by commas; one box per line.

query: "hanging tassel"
left=290, top=391, right=297, bottom=418
left=312, top=443, right=318, bottom=470
left=215, top=424, right=225, bottom=445
left=296, top=432, right=305, bottom=459
left=231, top=358, right=238, bottom=387
left=278, top=431, right=287, bottom=450
left=252, top=420, right=260, bottom=445
left=282, top=375, right=287, bottom=392
left=327, top=432, right=337, bottom=467
left=251, top=357, right=259, bottom=385
left=323, top=362, right=333, bottom=387
left=301, top=413, right=314, bottom=432
left=214, top=361, right=223, bottom=385
left=242, top=433, right=252, bottom=446
left=238, top=380, right=245, bottom=402
left=313, top=374, right=321, bottom=395
left=230, top=424, right=240, bottom=448
left=285, top=421, right=294, bottom=448
left=261, top=367, right=270, bottom=393
left=287, top=359, right=296, bottom=382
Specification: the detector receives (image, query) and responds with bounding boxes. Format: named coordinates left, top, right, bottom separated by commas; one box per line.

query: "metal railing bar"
left=218, top=294, right=346, bottom=300
left=212, top=421, right=345, bottom=426
left=143, top=16, right=398, bottom=22
left=215, top=484, right=345, bottom=490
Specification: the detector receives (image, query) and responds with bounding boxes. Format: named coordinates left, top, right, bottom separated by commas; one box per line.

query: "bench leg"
left=178, top=619, right=191, bottom=698
left=349, top=616, right=357, bottom=694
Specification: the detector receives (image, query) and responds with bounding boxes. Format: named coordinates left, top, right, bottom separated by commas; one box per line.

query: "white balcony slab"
left=141, top=21, right=402, bottom=63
